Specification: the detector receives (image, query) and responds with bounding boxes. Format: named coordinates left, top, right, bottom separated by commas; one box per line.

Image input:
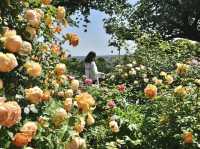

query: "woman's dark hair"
left=85, top=51, right=96, bottom=63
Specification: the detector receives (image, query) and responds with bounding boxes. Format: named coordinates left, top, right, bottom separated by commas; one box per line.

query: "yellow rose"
left=64, top=98, right=73, bottom=112
left=18, top=41, right=32, bottom=55
left=53, top=108, right=67, bottom=126
left=0, top=79, right=3, bottom=89
left=74, top=118, right=85, bottom=133
left=165, top=75, right=174, bottom=84
left=0, top=52, right=18, bottom=72
left=71, top=79, right=79, bottom=91
left=109, top=121, right=119, bottom=133
left=144, top=84, right=157, bottom=99
left=24, top=61, right=42, bottom=77
left=58, top=91, right=65, bottom=97
left=0, top=101, right=21, bottom=128
left=66, top=137, right=86, bottom=149
left=55, top=63, right=66, bottom=75
left=87, top=113, right=95, bottom=126
left=3, top=28, right=16, bottom=38
left=174, top=85, right=188, bottom=96
left=160, top=71, right=167, bottom=76
left=4, top=35, right=22, bottom=53
left=56, top=6, right=65, bottom=20
left=20, top=121, right=38, bottom=137
left=68, top=33, right=80, bottom=47
left=176, top=63, right=189, bottom=76
left=65, top=89, right=73, bottom=98
left=25, top=86, right=43, bottom=104
left=75, top=92, right=95, bottom=112
left=25, top=9, right=42, bottom=28
left=58, top=75, right=67, bottom=84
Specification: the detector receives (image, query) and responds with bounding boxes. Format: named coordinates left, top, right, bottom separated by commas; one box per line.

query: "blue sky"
left=64, top=0, right=138, bottom=56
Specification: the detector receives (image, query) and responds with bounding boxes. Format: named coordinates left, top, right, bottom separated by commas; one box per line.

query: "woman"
left=84, top=51, right=104, bottom=85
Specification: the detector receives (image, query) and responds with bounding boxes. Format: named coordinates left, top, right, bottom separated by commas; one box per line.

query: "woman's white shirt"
left=85, top=61, right=100, bottom=84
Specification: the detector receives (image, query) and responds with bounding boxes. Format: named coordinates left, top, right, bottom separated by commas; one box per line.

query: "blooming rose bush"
left=0, top=1, right=95, bottom=148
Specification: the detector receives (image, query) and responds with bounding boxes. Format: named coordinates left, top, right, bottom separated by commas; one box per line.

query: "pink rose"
left=84, top=79, right=93, bottom=85
left=117, top=84, right=126, bottom=93
left=107, top=100, right=116, bottom=109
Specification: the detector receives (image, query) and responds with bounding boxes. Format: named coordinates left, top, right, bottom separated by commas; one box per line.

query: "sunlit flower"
left=115, top=65, right=121, bottom=68
left=75, top=92, right=95, bottom=112
left=132, top=61, right=137, bottom=65
left=24, top=107, right=30, bottom=114
left=174, top=85, right=188, bottom=96
left=74, top=118, right=85, bottom=133
left=24, top=61, right=42, bottom=77
left=18, top=41, right=32, bottom=55
left=20, top=121, right=38, bottom=136
left=140, top=65, right=145, bottom=70
left=183, top=132, right=193, bottom=144
left=25, top=86, right=43, bottom=104
left=71, top=79, right=79, bottom=91
left=56, top=6, right=65, bottom=21
left=87, top=113, right=95, bottom=126
left=129, top=68, right=136, bottom=75
left=126, top=63, right=133, bottom=68
left=144, top=84, right=157, bottom=99
left=55, top=63, right=66, bottom=75
left=64, top=98, right=73, bottom=112
left=176, top=63, right=189, bottom=76
left=135, top=67, right=140, bottom=71
left=3, top=29, right=22, bottom=53
left=165, top=75, right=174, bottom=85
left=68, top=33, right=80, bottom=47
left=160, top=71, right=167, bottom=77
left=25, top=9, right=42, bottom=28
left=0, top=101, right=21, bottom=127
left=65, top=89, right=73, bottom=98
left=0, top=52, right=18, bottom=72
left=12, top=133, right=32, bottom=147
left=51, top=44, right=60, bottom=54
left=29, top=104, right=38, bottom=113
left=58, top=91, right=65, bottom=97
left=53, top=108, right=67, bottom=126
left=109, top=120, right=119, bottom=133
left=143, top=78, right=149, bottom=83
left=66, top=137, right=87, bottom=149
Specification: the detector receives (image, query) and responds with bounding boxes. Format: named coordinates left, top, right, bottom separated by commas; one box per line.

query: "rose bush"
left=0, top=0, right=94, bottom=148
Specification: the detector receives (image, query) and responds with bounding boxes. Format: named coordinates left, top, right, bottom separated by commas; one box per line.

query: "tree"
left=104, top=0, right=200, bottom=44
